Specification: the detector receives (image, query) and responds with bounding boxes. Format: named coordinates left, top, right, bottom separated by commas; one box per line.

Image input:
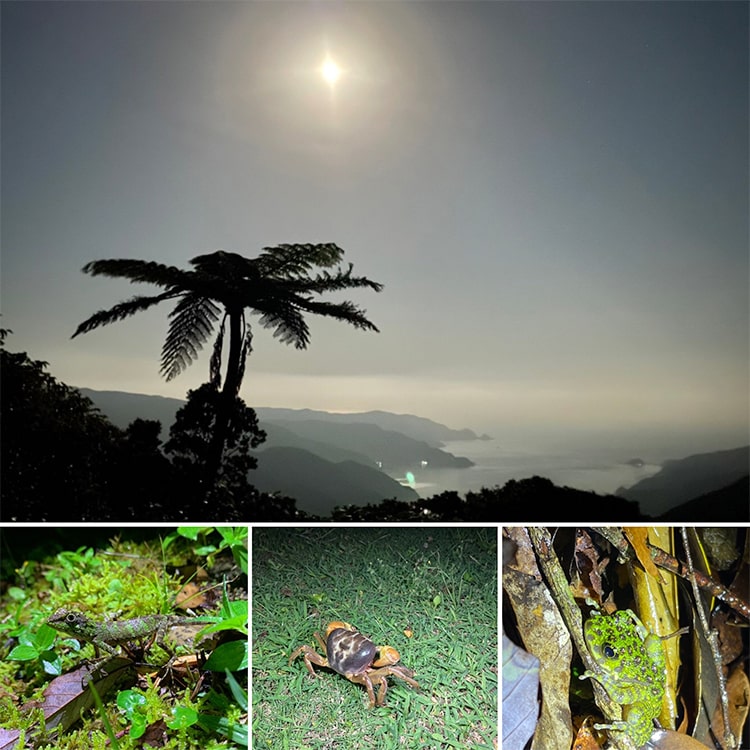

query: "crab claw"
left=326, top=621, right=354, bottom=636
left=372, top=645, right=401, bottom=668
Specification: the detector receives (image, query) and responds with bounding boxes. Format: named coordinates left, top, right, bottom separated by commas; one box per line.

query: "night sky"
left=2, top=1, right=747, bottom=441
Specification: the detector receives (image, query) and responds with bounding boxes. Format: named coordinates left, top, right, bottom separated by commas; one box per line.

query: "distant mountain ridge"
left=657, top=476, right=749, bottom=521
left=251, top=447, right=419, bottom=516
left=77, top=389, right=484, bottom=447
left=254, top=407, right=489, bottom=444
left=261, top=422, right=373, bottom=465
left=78, top=388, right=477, bottom=513
left=617, top=445, right=749, bottom=516
left=263, top=419, right=473, bottom=471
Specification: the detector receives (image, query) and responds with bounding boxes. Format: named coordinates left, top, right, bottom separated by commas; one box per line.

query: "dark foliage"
left=0, top=339, right=185, bottom=520
left=329, top=477, right=645, bottom=522
left=164, top=383, right=267, bottom=516
left=244, top=491, right=316, bottom=521
left=0, top=337, right=305, bottom=521
left=1, top=343, right=124, bottom=520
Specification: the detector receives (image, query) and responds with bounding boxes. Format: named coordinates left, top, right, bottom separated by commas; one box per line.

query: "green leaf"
left=117, top=689, right=147, bottom=715
left=217, top=527, right=247, bottom=545
left=34, top=623, right=58, bottom=651
left=8, top=644, right=39, bottom=661
left=198, top=613, right=247, bottom=637
left=203, top=640, right=248, bottom=672
left=197, top=714, right=248, bottom=746
left=129, top=713, right=147, bottom=739
left=117, top=690, right=149, bottom=738
left=7, top=586, right=27, bottom=601
left=232, top=544, right=248, bottom=575
left=161, top=531, right=180, bottom=550
left=168, top=705, right=198, bottom=729
left=40, top=649, right=63, bottom=676
left=224, top=669, right=248, bottom=711
left=17, top=630, right=36, bottom=649
left=221, top=598, right=248, bottom=619
left=177, top=526, right=211, bottom=541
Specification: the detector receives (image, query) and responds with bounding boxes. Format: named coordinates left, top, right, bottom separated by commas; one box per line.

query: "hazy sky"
left=2, top=1, right=748, bottom=439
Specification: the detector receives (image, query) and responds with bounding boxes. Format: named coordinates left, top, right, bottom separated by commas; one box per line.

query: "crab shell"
left=325, top=621, right=400, bottom=676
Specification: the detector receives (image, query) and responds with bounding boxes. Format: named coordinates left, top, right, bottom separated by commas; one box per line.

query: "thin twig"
left=679, top=528, right=736, bottom=750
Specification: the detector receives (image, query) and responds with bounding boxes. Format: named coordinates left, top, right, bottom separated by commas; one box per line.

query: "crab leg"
left=348, top=672, right=379, bottom=707
left=288, top=644, right=329, bottom=677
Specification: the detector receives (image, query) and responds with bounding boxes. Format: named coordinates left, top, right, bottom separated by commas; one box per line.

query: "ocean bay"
left=390, top=437, right=662, bottom=498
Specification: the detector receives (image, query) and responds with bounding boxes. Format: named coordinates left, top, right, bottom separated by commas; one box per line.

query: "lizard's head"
left=48, top=608, right=91, bottom=636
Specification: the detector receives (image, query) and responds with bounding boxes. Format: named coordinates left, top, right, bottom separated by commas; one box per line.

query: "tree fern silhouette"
left=73, top=244, right=383, bottom=487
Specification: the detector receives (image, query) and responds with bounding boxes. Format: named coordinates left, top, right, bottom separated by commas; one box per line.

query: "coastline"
left=386, top=437, right=662, bottom=498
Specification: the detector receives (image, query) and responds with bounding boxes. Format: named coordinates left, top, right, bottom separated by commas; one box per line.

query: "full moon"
left=320, top=57, right=341, bottom=85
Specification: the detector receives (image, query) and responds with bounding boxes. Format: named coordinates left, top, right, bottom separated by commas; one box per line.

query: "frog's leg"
left=580, top=668, right=652, bottom=703
left=592, top=717, right=655, bottom=749
left=579, top=668, right=624, bottom=698
left=582, top=664, right=662, bottom=747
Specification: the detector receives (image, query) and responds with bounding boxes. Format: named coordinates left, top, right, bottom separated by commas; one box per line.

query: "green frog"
left=580, top=606, right=666, bottom=748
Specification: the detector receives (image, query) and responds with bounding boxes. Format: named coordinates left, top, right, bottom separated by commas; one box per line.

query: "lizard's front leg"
left=154, top=618, right=175, bottom=655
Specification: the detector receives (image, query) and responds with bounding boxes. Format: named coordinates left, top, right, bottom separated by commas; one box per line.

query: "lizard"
left=47, top=607, right=214, bottom=657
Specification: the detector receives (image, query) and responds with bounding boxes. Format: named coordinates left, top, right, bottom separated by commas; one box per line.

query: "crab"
left=288, top=621, right=420, bottom=707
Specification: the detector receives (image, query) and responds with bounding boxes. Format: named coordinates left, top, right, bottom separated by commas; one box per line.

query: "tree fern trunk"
left=206, top=309, right=243, bottom=485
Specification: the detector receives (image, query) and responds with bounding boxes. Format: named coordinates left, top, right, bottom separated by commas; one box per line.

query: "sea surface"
left=387, top=436, right=663, bottom=498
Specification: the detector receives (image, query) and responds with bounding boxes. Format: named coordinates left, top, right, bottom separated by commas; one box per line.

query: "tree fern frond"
left=296, top=298, right=381, bottom=332
left=71, top=292, right=176, bottom=338
left=160, top=294, right=221, bottom=381
left=81, top=259, right=194, bottom=290
left=257, top=243, right=345, bottom=277
left=295, top=263, right=384, bottom=294
left=255, top=303, right=310, bottom=349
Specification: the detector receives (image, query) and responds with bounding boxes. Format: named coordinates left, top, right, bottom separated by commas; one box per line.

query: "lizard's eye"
left=65, top=613, right=77, bottom=623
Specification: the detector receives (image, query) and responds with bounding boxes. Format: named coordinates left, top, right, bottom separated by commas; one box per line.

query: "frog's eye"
left=603, top=644, right=617, bottom=659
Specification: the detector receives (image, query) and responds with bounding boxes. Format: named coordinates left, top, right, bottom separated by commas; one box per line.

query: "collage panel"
left=251, top=525, right=498, bottom=748
left=0, top=525, right=248, bottom=749
left=502, top=526, right=750, bottom=750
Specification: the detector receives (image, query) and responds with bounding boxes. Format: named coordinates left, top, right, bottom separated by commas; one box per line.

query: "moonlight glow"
left=321, top=57, right=341, bottom=85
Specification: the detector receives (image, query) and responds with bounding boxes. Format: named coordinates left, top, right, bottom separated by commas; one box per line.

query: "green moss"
left=46, top=541, right=186, bottom=619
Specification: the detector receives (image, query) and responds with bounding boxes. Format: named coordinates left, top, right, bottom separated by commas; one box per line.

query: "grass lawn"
left=252, top=526, right=497, bottom=749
